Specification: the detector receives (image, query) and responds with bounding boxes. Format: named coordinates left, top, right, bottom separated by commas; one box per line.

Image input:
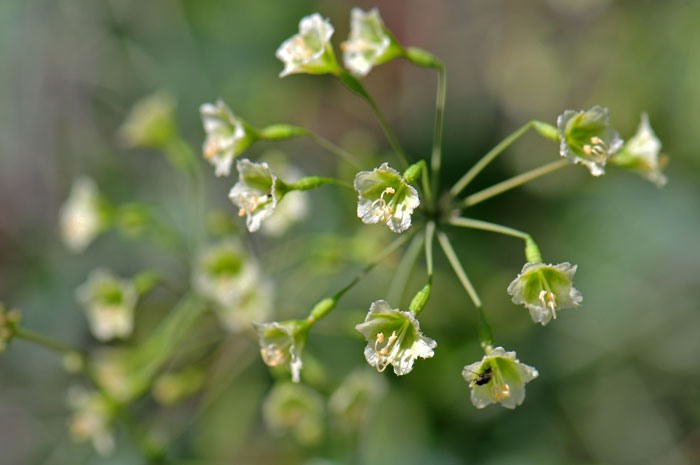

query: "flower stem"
left=288, top=176, right=353, bottom=191
left=431, top=65, right=447, bottom=196
left=338, top=72, right=409, bottom=169
left=437, top=231, right=482, bottom=308
left=448, top=217, right=530, bottom=240
left=459, top=158, right=569, bottom=208
left=304, top=131, right=364, bottom=170
left=387, top=231, right=425, bottom=304
left=14, top=328, right=85, bottom=358
left=425, top=221, right=436, bottom=279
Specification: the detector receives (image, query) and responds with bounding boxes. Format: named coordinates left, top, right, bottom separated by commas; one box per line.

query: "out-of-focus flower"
left=342, top=8, right=403, bottom=77
left=276, top=13, right=339, bottom=77
left=214, top=279, right=274, bottom=333
left=609, top=113, right=668, bottom=187
left=354, top=162, right=420, bottom=233
left=462, top=347, right=539, bottom=409
left=557, top=106, right=623, bottom=176
left=263, top=383, right=325, bottom=446
left=259, top=153, right=309, bottom=237
left=77, top=269, right=138, bottom=341
left=200, top=100, right=257, bottom=177
left=152, top=367, right=205, bottom=406
left=253, top=320, right=309, bottom=383
left=192, top=239, right=260, bottom=308
left=329, top=369, right=387, bottom=432
left=59, top=177, right=104, bottom=253
left=355, top=300, right=436, bottom=375
left=0, top=303, right=20, bottom=353
left=92, top=349, right=143, bottom=403
left=68, top=387, right=116, bottom=456
left=229, top=159, right=284, bottom=232
left=119, top=91, right=177, bottom=149
left=263, top=382, right=325, bottom=446
left=507, top=262, right=582, bottom=326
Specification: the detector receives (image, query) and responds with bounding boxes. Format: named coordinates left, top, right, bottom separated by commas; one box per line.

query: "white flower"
left=355, top=300, right=436, bottom=376
left=192, top=239, right=260, bottom=308
left=67, top=387, right=116, bottom=456
left=229, top=159, right=282, bottom=232
left=354, top=162, right=420, bottom=233
left=200, top=100, right=255, bottom=176
left=342, top=8, right=403, bottom=77
left=329, top=369, right=387, bottom=432
left=610, top=113, right=667, bottom=187
left=76, top=269, right=137, bottom=341
left=253, top=320, right=309, bottom=383
left=276, top=13, right=339, bottom=78
left=462, top=347, right=539, bottom=409
left=215, top=279, right=274, bottom=333
left=59, top=177, right=102, bottom=253
left=557, top=106, right=623, bottom=176
left=507, top=262, right=582, bottom=326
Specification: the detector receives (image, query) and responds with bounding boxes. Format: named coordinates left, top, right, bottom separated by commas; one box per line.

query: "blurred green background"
left=1, top=0, right=699, bottom=464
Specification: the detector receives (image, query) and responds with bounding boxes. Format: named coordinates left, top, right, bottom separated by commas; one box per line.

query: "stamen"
left=539, top=290, right=557, bottom=319
left=238, top=208, right=246, bottom=217
left=583, top=137, right=609, bottom=162
left=261, top=344, right=286, bottom=367
left=373, top=330, right=400, bottom=373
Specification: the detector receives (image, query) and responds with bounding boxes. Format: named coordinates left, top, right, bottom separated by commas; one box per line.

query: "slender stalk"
left=459, top=158, right=569, bottom=208
left=334, top=230, right=415, bottom=301
left=437, top=231, right=482, bottom=308
left=14, top=328, right=85, bottom=358
left=288, top=176, right=354, bottom=191
left=448, top=217, right=530, bottom=240
left=425, top=221, right=436, bottom=278
left=420, top=160, right=434, bottom=209
left=431, top=65, right=447, bottom=196
left=450, top=120, right=536, bottom=197
left=305, top=131, right=364, bottom=170
left=338, top=72, right=409, bottom=169
left=388, top=231, right=425, bottom=304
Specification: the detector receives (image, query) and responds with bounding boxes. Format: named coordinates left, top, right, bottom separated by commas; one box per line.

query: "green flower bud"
left=276, top=14, right=340, bottom=78
left=354, top=163, right=420, bottom=233
left=462, top=347, right=539, bottom=409
left=404, top=47, right=441, bottom=69
left=557, top=106, right=623, bottom=176
left=355, top=300, right=436, bottom=376
left=263, top=383, right=325, bottom=446
left=342, top=8, right=404, bottom=77
left=609, top=113, right=667, bottom=187
left=119, top=91, right=177, bottom=150
left=507, top=262, right=582, bottom=326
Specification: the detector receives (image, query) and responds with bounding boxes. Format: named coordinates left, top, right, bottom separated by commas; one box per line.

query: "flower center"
left=491, top=383, right=511, bottom=401
left=582, top=136, right=609, bottom=163
left=237, top=193, right=269, bottom=217
left=370, top=187, right=396, bottom=222
left=291, top=36, right=314, bottom=61
left=261, top=343, right=287, bottom=367
left=538, top=290, right=557, bottom=319
left=373, top=330, right=400, bottom=373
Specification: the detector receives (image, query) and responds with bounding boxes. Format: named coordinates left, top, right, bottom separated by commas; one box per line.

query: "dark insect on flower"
left=473, top=367, right=492, bottom=386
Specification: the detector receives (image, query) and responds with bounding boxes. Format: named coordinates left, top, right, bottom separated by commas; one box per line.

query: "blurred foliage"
left=1, top=1, right=699, bottom=465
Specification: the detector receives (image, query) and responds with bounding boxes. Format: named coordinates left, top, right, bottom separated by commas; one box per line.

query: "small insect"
left=473, top=367, right=493, bottom=386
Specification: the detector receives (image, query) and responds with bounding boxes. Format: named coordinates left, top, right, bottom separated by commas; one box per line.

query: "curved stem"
left=437, top=231, right=482, bottom=308
left=448, top=217, right=530, bottom=240
left=305, top=131, right=364, bottom=170
left=431, top=65, right=447, bottom=196
left=450, top=120, right=536, bottom=197
left=459, top=159, right=569, bottom=208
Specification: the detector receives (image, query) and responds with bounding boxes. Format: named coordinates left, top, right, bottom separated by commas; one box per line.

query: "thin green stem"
left=431, top=65, right=447, bottom=196
left=333, top=229, right=415, bottom=301
left=425, top=221, right=436, bottom=278
left=448, top=217, right=530, bottom=240
left=305, top=131, right=364, bottom=170
left=420, top=160, right=434, bottom=209
left=338, top=72, right=409, bottom=169
left=459, top=158, right=569, bottom=208
left=288, top=176, right=354, bottom=191
left=387, top=231, right=425, bottom=304
left=14, top=328, right=85, bottom=358
left=450, top=120, right=536, bottom=197
left=437, top=231, right=482, bottom=308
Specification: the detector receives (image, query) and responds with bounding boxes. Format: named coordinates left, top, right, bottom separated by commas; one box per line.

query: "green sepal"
left=525, top=236, right=543, bottom=263
left=338, top=72, right=371, bottom=101
left=404, top=47, right=442, bottom=69
left=402, top=161, right=424, bottom=185
left=408, top=282, right=432, bottom=314
left=532, top=121, right=559, bottom=141
left=309, top=297, right=337, bottom=322
left=260, top=124, right=307, bottom=140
